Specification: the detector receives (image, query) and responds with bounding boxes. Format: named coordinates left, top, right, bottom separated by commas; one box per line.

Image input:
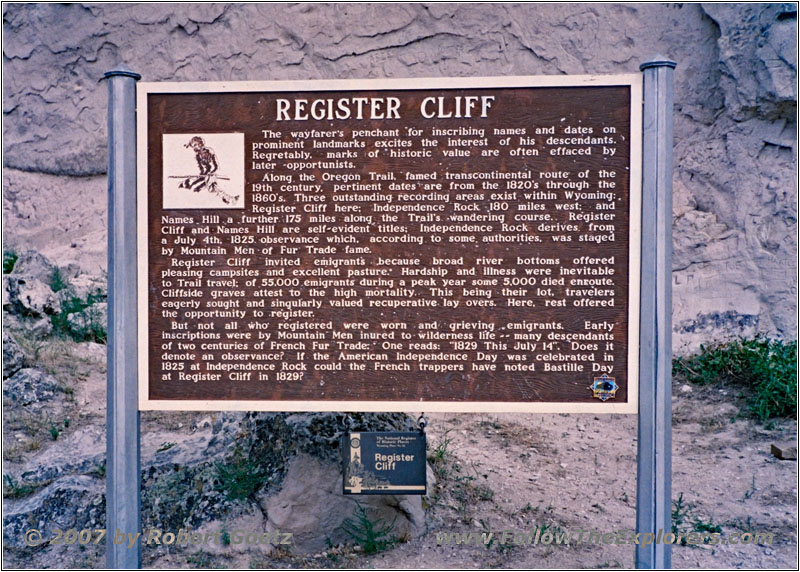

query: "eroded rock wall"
left=3, top=3, right=796, bottom=350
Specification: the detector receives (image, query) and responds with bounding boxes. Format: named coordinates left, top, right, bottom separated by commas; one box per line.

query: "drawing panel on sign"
left=162, top=133, right=244, bottom=209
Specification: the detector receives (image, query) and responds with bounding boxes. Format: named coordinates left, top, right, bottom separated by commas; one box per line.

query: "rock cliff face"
left=3, top=3, right=796, bottom=349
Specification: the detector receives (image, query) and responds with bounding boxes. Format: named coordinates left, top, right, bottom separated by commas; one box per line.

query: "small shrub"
left=3, top=250, right=18, bottom=274
left=673, top=336, right=797, bottom=422
left=49, top=267, right=69, bottom=293
left=90, top=460, right=107, bottom=478
left=51, top=293, right=107, bottom=344
left=157, top=442, right=176, bottom=453
left=426, top=433, right=497, bottom=520
left=743, top=475, right=757, bottom=500
left=214, top=448, right=266, bottom=501
left=3, top=475, right=37, bottom=499
left=694, top=517, right=722, bottom=534
left=340, top=502, right=396, bottom=554
left=427, top=430, right=453, bottom=480
left=475, top=483, right=494, bottom=501
left=671, top=492, right=692, bottom=535
left=672, top=492, right=723, bottom=541
left=187, top=552, right=213, bottom=568
left=48, top=418, right=72, bottom=441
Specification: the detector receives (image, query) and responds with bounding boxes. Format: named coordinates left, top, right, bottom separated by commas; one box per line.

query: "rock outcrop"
left=3, top=368, right=65, bottom=413
left=2, top=3, right=796, bottom=350
left=257, top=452, right=425, bottom=553
left=1, top=251, right=427, bottom=564
left=2, top=332, right=25, bottom=378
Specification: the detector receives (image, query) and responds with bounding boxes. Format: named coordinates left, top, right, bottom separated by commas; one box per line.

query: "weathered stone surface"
left=69, top=341, right=106, bottom=363
left=3, top=251, right=62, bottom=317
left=258, top=453, right=424, bottom=553
left=701, top=3, right=797, bottom=121
left=9, top=251, right=56, bottom=283
left=27, top=317, right=54, bottom=339
left=667, top=4, right=797, bottom=351
left=3, top=476, right=105, bottom=550
left=4, top=276, right=60, bottom=317
left=139, top=412, right=417, bottom=545
left=17, top=425, right=105, bottom=485
left=66, top=302, right=107, bottom=339
left=3, top=408, right=421, bottom=557
left=2, top=3, right=795, bottom=350
left=2, top=276, right=10, bottom=309
left=2, top=331, right=25, bottom=378
left=2, top=170, right=107, bottom=274
left=64, top=274, right=106, bottom=303
left=3, top=368, right=62, bottom=410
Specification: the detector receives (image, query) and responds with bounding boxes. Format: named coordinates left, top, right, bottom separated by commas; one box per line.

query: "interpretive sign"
left=137, top=75, right=642, bottom=412
left=342, top=431, right=427, bottom=495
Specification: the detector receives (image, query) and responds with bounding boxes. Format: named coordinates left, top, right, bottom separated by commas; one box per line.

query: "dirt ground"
left=361, top=381, right=798, bottom=570
left=147, top=377, right=797, bottom=570
left=6, top=356, right=796, bottom=569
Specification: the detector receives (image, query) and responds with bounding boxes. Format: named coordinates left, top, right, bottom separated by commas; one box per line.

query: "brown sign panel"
left=137, top=76, right=642, bottom=413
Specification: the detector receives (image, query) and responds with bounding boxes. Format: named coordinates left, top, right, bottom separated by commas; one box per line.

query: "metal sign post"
left=105, top=67, right=142, bottom=569
left=635, top=57, right=676, bottom=569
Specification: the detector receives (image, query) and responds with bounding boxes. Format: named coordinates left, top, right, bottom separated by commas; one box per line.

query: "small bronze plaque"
left=343, top=431, right=427, bottom=495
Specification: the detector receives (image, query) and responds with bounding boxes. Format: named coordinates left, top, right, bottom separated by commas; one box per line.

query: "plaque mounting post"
left=104, top=66, right=142, bottom=569
left=636, top=57, right=676, bottom=569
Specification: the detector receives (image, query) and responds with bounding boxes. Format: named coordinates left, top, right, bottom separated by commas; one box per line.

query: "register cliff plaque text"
left=137, top=75, right=642, bottom=412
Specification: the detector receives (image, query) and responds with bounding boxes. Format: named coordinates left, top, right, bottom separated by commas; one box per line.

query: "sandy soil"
left=233, top=379, right=798, bottom=569
left=7, top=360, right=796, bottom=569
